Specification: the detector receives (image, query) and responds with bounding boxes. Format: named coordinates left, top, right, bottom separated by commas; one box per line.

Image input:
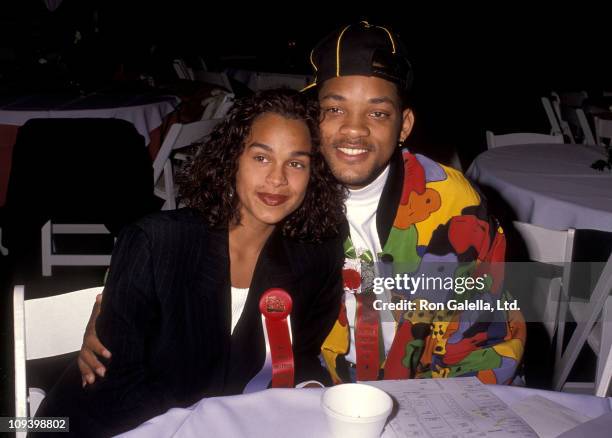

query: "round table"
left=466, top=144, right=612, bottom=232
left=117, top=384, right=612, bottom=438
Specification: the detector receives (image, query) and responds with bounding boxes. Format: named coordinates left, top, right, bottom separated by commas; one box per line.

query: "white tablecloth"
left=0, top=93, right=179, bottom=145
left=117, top=385, right=612, bottom=438
left=466, top=144, right=612, bottom=232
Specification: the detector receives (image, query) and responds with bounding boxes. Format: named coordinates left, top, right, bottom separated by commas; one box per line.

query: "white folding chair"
left=226, top=68, right=255, bottom=86
left=194, top=71, right=233, bottom=93
left=541, top=96, right=563, bottom=137
left=575, top=108, right=596, bottom=145
left=485, top=131, right=564, bottom=149
left=553, top=252, right=612, bottom=396
left=173, top=59, right=195, bottom=81
left=512, top=221, right=575, bottom=342
left=18, top=118, right=153, bottom=277
left=153, top=119, right=221, bottom=210
left=13, top=284, right=103, bottom=432
left=200, top=91, right=234, bottom=120
left=550, top=91, right=596, bottom=144
left=41, top=221, right=113, bottom=276
left=551, top=92, right=577, bottom=143
left=597, top=337, right=612, bottom=397
left=0, top=226, right=8, bottom=256
left=562, top=107, right=596, bottom=145
left=594, top=116, right=612, bottom=145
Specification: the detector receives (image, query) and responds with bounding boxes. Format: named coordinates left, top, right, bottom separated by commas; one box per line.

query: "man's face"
left=318, top=75, right=414, bottom=189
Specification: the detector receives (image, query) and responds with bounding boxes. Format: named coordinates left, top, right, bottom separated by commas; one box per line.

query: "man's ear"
left=399, top=108, right=414, bottom=142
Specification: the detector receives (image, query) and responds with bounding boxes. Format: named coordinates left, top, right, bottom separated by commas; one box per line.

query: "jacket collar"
left=376, top=147, right=404, bottom=248
left=237, top=225, right=294, bottom=321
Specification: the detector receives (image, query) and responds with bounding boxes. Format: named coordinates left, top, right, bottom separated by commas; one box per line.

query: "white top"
left=343, top=165, right=396, bottom=364
left=345, top=165, right=389, bottom=257
left=230, top=287, right=249, bottom=335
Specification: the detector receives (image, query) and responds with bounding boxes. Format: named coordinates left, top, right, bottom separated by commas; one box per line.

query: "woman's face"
left=235, top=112, right=312, bottom=230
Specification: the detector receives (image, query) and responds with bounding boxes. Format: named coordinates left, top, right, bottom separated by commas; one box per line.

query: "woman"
left=34, top=89, right=346, bottom=437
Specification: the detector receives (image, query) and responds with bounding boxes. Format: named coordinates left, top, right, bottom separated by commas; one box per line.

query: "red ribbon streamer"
left=259, top=288, right=294, bottom=388
left=355, top=291, right=380, bottom=381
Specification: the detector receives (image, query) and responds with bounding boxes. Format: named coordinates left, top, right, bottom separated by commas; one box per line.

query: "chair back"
left=173, top=58, right=195, bottom=80
left=513, top=221, right=575, bottom=266
left=563, top=107, right=596, bottom=144
left=486, top=131, right=564, bottom=149
left=13, top=285, right=103, bottom=418
left=551, top=92, right=577, bottom=142
left=195, top=71, right=233, bottom=92
left=541, top=96, right=563, bottom=136
left=152, top=119, right=221, bottom=209
left=595, top=116, right=612, bottom=145
left=201, top=91, right=234, bottom=120
left=512, top=221, right=575, bottom=340
left=551, top=91, right=597, bottom=144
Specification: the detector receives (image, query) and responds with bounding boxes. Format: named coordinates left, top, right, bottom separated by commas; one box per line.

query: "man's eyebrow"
left=369, top=96, right=395, bottom=105
left=319, top=94, right=395, bottom=106
left=319, top=93, right=346, bottom=102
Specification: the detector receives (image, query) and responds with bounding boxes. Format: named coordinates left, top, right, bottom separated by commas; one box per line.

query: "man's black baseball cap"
left=303, top=21, right=413, bottom=92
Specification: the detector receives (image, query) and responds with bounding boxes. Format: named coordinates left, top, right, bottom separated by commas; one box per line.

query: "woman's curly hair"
left=177, top=88, right=346, bottom=242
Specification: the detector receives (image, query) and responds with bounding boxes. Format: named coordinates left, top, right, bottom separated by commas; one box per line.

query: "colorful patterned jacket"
left=321, top=148, right=526, bottom=385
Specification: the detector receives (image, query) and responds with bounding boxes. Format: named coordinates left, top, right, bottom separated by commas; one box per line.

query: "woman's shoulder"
left=282, top=232, right=345, bottom=270
left=130, top=208, right=204, bottom=229
left=126, top=208, right=222, bottom=243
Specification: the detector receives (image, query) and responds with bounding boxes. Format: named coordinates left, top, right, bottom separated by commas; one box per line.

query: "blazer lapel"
left=224, top=227, right=296, bottom=393
left=376, top=147, right=405, bottom=249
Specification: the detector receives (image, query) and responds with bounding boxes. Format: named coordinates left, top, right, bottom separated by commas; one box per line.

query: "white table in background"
left=0, top=92, right=179, bottom=206
left=466, top=143, right=612, bottom=232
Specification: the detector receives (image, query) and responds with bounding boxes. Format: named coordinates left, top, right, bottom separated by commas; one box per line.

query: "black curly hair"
left=178, top=88, right=346, bottom=242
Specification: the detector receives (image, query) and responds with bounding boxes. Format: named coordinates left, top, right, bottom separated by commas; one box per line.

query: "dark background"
left=2, top=2, right=611, bottom=165
left=1, top=0, right=611, bottom=420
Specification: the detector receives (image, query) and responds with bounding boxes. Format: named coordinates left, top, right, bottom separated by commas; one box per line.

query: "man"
left=79, top=21, right=525, bottom=386
left=308, top=22, right=524, bottom=385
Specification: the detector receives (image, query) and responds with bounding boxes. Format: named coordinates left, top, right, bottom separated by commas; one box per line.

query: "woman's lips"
left=257, top=192, right=289, bottom=206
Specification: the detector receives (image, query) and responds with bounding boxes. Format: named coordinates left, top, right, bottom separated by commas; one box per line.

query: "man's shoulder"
left=413, top=153, right=481, bottom=206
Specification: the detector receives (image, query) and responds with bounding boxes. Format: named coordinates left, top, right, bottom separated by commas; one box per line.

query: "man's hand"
left=78, top=293, right=112, bottom=387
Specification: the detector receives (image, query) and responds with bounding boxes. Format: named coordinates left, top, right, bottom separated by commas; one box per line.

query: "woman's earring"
left=398, top=139, right=405, bottom=149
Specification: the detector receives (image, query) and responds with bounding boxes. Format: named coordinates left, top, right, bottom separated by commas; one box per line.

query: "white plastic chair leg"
left=0, top=226, right=8, bottom=256
left=41, top=220, right=52, bottom=276
left=596, top=296, right=612, bottom=389
left=553, top=254, right=612, bottom=391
